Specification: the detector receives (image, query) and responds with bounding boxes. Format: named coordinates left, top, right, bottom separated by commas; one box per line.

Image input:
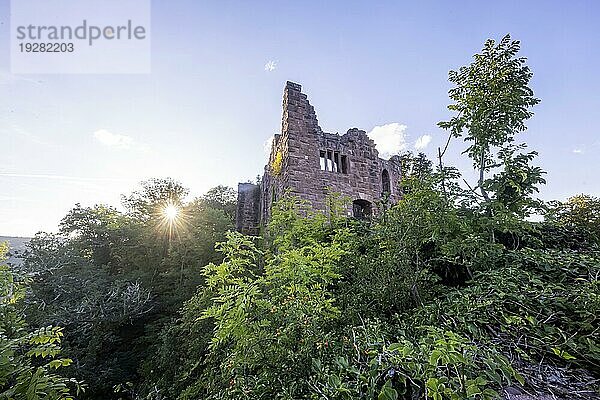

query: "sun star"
left=164, top=204, right=179, bottom=221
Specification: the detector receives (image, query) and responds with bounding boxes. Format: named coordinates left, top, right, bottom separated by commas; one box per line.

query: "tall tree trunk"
left=479, top=150, right=491, bottom=202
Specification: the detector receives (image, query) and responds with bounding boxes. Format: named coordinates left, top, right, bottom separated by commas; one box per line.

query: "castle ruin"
left=236, top=81, right=402, bottom=234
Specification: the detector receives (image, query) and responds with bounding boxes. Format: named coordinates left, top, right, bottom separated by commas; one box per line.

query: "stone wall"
left=236, top=81, right=403, bottom=233
left=236, top=182, right=261, bottom=235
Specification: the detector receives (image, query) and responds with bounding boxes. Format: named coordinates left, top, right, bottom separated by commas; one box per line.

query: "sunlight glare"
left=164, top=204, right=179, bottom=221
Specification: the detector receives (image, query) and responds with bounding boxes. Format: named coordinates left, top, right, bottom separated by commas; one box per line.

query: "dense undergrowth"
left=141, top=188, right=599, bottom=399
left=1, top=34, right=599, bottom=399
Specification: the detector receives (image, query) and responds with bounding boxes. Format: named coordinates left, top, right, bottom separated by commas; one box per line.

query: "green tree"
left=59, top=204, right=127, bottom=268
left=399, top=151, right=434, bottom=181
left=121, top=178, right=189, bottom=222
left=22, top=182, right=235, bottom=399
left=545, top=195, right=600, bottom=247
left=23, top=233, right=154, bottom=398
left=439, top=34, right=544, bottom=215
left=200, top=185, right=237, bottom=221
left=1, top=243, right=83, bottom=399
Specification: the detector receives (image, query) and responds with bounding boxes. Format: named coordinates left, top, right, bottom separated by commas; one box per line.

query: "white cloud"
left=414, top=134, right=432, bottom=150
left=572, top=149, right=583, bottom=154
left=264, top=60, right=277, bottom=72
left=93, top=129, right=134, bottom=149
left=367, top=123, right=408, bottom=159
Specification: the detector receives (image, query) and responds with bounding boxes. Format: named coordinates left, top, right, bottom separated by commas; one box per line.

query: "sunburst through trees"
left=157, top=201, right=188, bottom=250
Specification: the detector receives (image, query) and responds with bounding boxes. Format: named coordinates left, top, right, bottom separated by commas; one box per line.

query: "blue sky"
left=1, top=0, right=599, bottom=237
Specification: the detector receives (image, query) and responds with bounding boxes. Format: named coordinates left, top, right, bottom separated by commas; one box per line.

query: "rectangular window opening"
left=334, top=152, right=340, bottom=173
left=341, top=155, right=348, bottom=174
left=319, top=150, right=326, bottom=171
left=326, top=150, right=333, bottom=171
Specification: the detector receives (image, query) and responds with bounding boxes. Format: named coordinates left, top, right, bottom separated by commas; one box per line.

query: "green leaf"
left=378, top=381, right=398, bottom=400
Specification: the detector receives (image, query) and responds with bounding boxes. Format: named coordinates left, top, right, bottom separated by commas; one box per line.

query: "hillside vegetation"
left=1, top=35, right=599, bottom=399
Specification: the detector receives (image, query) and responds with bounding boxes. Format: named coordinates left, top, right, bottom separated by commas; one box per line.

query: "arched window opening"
left=352, top=199, right=372, bottom=219
left=382, top=169, right=391, bottom=195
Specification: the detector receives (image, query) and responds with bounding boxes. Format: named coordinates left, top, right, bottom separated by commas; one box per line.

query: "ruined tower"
left=236, top=81, right=402, bottom=233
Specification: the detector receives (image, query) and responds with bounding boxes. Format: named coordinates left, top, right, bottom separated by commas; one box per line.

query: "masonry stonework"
left=236, top=81, right=402, bottom=233
left=236, top=183, right=261, bottom=235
